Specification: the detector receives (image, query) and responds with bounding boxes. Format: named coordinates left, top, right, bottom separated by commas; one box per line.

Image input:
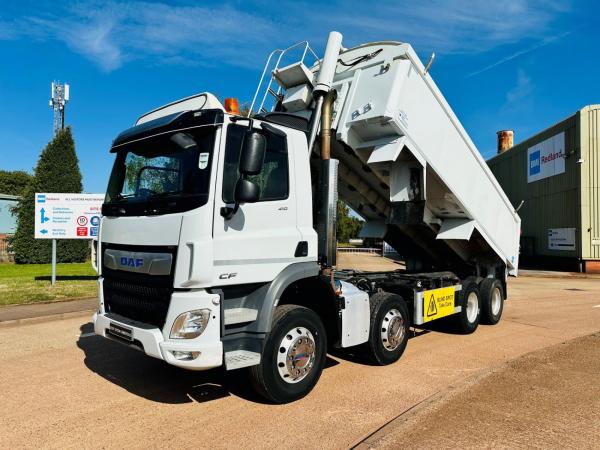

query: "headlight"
left=170, top=309, right=211, bottom=339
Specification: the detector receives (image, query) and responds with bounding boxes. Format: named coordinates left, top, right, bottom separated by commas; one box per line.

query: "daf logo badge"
left=120, top=257, right=144, bottom=268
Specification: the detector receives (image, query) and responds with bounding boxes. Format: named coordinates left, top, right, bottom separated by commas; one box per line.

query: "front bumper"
left=94, top=281, right=223, bottom=370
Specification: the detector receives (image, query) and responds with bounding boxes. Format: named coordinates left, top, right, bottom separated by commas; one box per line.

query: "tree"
left=12, top=127, right=88, bottom=263
left=337, top=201, right=363, bottom=243
left=0, top=170, right=32, bottom=196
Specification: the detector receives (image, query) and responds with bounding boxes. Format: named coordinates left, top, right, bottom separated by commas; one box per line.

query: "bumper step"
left=225, top=350, right=261, bottom=370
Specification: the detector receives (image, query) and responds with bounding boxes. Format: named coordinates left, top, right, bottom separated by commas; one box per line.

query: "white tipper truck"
left=94, top=32, right=520, bottom=403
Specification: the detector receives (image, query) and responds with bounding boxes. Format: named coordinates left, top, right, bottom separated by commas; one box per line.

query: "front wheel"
left=249, top=305, right=327, bottom=404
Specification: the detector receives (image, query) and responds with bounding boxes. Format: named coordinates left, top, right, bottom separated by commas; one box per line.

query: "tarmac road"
left=1, top=263, right=599, bottom=449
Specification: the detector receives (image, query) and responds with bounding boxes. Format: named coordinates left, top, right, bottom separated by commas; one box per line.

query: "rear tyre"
left=249, top=305, right=327, bottom=404
left=480, top=278, right=504, bottom=325
left=363, top=292, right=410, bottom=365
left=451, top=280, right=481, bottom=334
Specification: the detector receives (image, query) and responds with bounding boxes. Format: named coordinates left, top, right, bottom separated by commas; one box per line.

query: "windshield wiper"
left=111, top=193, right=137, bottom=202
left=148, top=190, right=186, bottom=199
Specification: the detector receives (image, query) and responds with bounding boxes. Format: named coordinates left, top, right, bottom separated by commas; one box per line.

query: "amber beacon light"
left=224, top=97, right=240, bottom=115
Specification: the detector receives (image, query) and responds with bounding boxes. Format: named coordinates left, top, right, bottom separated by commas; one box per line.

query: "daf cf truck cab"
left=94, top=32, right=520, bottom=403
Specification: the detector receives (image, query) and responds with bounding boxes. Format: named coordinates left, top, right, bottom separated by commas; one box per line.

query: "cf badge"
left=219, top=273, right=237, bottom=280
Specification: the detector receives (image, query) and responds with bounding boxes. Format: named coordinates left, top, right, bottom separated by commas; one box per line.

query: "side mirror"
left=234, top=179, right=260, bottom=203
left=220, top=130, right=266, bottom=220
left=239, top=131, right=266, bottom=175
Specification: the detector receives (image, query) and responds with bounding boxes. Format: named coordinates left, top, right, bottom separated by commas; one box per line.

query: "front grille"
left=101, top=243, right=177, bottom=329
left=103, top=271, right=173, bottom=329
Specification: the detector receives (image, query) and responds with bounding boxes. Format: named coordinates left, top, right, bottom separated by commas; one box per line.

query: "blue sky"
left=0, top=0, right=598, bottom=193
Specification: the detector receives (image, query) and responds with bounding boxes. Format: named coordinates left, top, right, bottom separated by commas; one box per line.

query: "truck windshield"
left=103, top=127, right=216, bottom=216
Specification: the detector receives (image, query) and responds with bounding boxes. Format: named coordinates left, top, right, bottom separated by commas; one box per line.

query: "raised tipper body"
left=93, top=32, right=520, bottom=403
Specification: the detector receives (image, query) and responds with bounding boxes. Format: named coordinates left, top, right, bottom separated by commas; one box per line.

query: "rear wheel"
left=480, top=278, right=504, bottom=325
left=451, top=280, right=481, bottom=334
left=249, top=305, right=327, bottom=404
left=363, top=292, right=410, bottom=365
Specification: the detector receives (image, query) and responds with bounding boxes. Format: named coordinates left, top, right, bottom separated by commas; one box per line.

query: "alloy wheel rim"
left=276, top=327, right=316, bottom=384
left=380, top=308, right=405, bottom=351
left=466, top=292, right=479, bottom=323
left=491, top=287, right=502, bottom=315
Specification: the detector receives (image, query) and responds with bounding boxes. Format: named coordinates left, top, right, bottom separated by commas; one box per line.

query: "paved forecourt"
left=0, top=266, right=599, bottom=449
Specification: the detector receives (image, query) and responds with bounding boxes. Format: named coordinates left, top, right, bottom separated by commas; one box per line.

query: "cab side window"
left=222, top=124, right=289, bottom=203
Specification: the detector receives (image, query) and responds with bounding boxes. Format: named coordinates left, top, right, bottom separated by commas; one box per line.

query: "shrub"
left=12, top=128, right=88, bottom=263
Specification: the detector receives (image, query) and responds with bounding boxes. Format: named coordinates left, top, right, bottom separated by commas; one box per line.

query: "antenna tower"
left=49, top=81, right=70, bottom=135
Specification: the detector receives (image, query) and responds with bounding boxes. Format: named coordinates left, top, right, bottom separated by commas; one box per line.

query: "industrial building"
left=488, top=105, right=600, bottom=272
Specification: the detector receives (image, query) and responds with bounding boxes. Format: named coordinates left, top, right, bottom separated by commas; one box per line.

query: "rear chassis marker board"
left=413, top=285, right=462, bottom=325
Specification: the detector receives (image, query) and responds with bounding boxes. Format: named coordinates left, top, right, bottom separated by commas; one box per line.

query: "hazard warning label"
left=422, top=286, right=455, bottom=323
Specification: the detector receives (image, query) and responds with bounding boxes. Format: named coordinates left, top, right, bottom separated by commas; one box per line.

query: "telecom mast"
left=49, top=81, right=70, bottom=135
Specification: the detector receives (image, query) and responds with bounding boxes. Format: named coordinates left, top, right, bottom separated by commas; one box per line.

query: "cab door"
left=212, top=122, right=303, bottom=285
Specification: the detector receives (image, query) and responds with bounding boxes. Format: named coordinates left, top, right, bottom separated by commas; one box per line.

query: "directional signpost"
left=34, top=193, right=105, bottom=284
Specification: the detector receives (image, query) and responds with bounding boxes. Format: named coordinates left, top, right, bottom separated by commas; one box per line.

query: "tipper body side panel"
left=297, top=42, right=521, bottom=274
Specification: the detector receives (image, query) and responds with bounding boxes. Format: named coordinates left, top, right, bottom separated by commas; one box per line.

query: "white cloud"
left=27, top=14, right=123, bottom=71
left=506, top=69, right=533, bottom=104
left=467, top=30, right=573, bottom=77
left=10, top=2, right=277, bottom=71
left=0, top=20, right=17, bottom=39
left=312, top=0, right=571, bottom=54
left=0, top=0, right=572, bottom=71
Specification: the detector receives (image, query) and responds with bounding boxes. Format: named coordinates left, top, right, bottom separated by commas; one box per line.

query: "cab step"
left=224, top=350, right=261, bottom=370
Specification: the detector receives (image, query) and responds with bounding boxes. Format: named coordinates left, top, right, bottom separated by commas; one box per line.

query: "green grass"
left=0, top=262, right=98, bottom=306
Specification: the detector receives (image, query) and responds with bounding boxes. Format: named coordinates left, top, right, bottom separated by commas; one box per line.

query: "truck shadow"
left=77, top=323, right=339, bottom=405
left=329, top=328, right=431, bottom=366
left=417, top=318, right=473, bottom=335
left=331, top=319, right=489, bottom=365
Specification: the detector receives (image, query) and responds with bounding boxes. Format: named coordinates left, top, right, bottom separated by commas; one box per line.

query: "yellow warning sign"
left=422, top=286, right=455, bottom=323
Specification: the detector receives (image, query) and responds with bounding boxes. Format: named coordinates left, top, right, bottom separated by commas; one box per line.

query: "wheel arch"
left=277, top=274, right=339, bottom=344
left=255, top=262, right=322, bottom=333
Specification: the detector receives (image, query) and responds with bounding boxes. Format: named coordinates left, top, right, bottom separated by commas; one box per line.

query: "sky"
left=0, top=0, right=598, bottom=193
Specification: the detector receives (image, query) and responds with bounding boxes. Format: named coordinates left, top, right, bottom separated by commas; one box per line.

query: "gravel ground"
left=359, top=332, right=600, bottom=449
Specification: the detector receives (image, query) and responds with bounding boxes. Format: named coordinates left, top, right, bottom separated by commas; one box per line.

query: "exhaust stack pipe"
left=320, top=90, right=336, bottom=160
left=314, top=31, right=343, bottom=96
left=308, top=31, right=343, bottom=152
left=317, top=90, right=339, bottom=268
left=314, top=32, right=343, bottom=269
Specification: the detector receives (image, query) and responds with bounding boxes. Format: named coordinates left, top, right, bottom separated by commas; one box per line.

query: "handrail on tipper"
left=248, top=41, right=320, bottom=116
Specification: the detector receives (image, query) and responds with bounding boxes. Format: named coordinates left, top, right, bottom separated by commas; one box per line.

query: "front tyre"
left=249, top=305, right=327, bottom=404
left=363, top=292, right=410, bottom=365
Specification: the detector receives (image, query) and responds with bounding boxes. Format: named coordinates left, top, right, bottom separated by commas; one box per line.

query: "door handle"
left=295, top=241, right=308, bottom=257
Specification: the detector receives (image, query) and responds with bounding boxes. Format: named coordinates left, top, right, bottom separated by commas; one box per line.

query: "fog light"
left=171, top=351, right=201, bottom=361
left=170, top=309, right=211, bottom=339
